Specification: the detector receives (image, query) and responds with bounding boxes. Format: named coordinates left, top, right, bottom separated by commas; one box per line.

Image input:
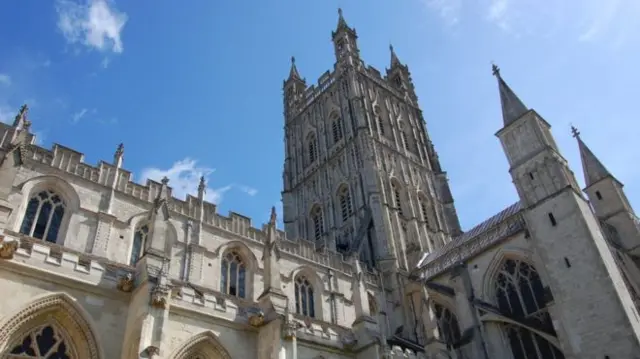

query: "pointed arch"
left=427, top=299, right=462, bottom=348
left=482, top=247, right=534, bottom=300
left=170, top=331, right=232, bottom=359
left=290, top=265, right=324, bottom=319
left=15, top=175, right=81, bottom=246
left=336, top=183, right=353, bottom=222
left=0, top=292, right=104, bottom=359
left=482, top=249, right=565, bottom=358
left=329, top=111, right=344, bottom=144
left=390, top=178, right=404, bottom=217
left=309, top=204, right=324, bottom=242
left=306, top=132, right=318, bottom=165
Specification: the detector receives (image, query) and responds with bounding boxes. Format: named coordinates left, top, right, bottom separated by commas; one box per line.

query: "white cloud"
left=0, top=74, right=11, bottom=86
left=238, top=185, right=258, bottom=197
left=56, top=0, right=128, bottom=54
left=423, top=0, right=462, bottom=26
left=140, top=158, right=257, bottom=205
left=71, top=108, right=88, bottom=123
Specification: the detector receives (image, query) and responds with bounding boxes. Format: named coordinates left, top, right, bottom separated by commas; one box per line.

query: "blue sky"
left=0, top=0, right=639, bottom=231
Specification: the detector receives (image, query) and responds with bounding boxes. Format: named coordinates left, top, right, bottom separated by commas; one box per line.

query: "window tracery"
left=7, top=324, right=71, bottom=359
left=295, top=275, right=315, bottom=318
left=331, top=117, right=343, bottom=143
left=338, top=186, right=353, bottom=222
left=220, top=250, right=246, bottom=298
left=433, top=303, right=461, bottom=346
left=129, top=224, right=149, bottom=266
left=311, top=206, right=324, bottom=242
left=495, top=258, right=565, bottom=359
left=20, top=190, right=66, bottom=243
left=307, top=134, right=318, bottom=164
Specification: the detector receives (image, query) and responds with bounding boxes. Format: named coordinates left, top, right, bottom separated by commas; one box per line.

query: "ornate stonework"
left=0, top=236, right=18, bottom=260
left=116, top=272, right=134, bottom=293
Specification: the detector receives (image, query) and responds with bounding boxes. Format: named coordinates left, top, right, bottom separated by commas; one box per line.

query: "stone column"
left=450, top=264, right=488, bottom=359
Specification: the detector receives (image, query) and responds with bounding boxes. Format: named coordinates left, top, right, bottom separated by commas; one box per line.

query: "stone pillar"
left=450, top=264, right=488, bottom=359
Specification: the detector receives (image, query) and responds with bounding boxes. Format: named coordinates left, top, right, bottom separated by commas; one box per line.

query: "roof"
left=417, top=202, right=523, bottom=270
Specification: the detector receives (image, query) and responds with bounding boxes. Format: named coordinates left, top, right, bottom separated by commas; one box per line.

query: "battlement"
left=15, top=139, right=380, bottom=279
left=2, top=230, right=134, bottom=291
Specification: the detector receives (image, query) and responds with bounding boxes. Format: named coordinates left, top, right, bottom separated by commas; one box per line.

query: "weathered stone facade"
left=0, top=10, right=639, bottom=359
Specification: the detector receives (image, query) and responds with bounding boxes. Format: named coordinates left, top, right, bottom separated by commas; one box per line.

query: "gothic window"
left=391, top=182, right=404, bottom=216
left=338, top=186, right=353, bottom=222
left=433, top=303, right=462, bottom=346
left=495, top=258, right=565, bottom=359
left=8, top=324, right=71, bottom=359
left=129, top=224, right=149, bottom=266
left=374, top=106, right=385, bottom=136
left=307, top=133, right=318, bottom=164
left=419, top=195, right=429, bottom=223
left=311, top=206, right=324, bottom=241
left=295, top=275, right=315, bottom=318
left=332, top=117, right=343, bottom=143
left=368, top=293, right=377, bottom=315
left=394, top=76, right=402, bottom=88
left=20, top=190, right=66, bottom=243
left=401, top=131, right=410, bottom=151
left=220, top=250, right=247, bottom=298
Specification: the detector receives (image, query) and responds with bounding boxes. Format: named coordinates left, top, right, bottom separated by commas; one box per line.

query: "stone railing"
left=1, top=231, right=134, bottom=291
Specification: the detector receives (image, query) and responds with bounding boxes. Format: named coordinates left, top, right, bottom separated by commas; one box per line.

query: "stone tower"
left=281, top=9, right=460, bottom=271
left=494, top=65, right=640, bottom=357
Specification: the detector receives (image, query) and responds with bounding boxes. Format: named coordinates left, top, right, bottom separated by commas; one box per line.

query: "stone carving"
left=116, top=273, right=134, bottom=293
left=145, top=345, right=160, bottom=358
left=0, top=236, right=19, bottom=259
left=247, top=307, right=265, bottom=327
left=150, top=284, right=171, bottom=309
left=283, top=320, right=301, bottom=339
left=339, top=330, right=357, bottom=348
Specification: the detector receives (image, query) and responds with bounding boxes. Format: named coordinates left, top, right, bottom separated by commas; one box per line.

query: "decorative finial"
left=19, top=104, right=28, bottom=116
left=338, top=8, right=343, bottom=17
left=389, top=44, right=394, bottom=52
left=291, top=56, right=295, bottom=65
left=571, top=125, right=581, bottom=138
left=161, top=176, right=169, bottom=185
left=198, top=176, right=206, bottom=191
left=492, top=63, right=500, bottom=77
left=115, top=143, right=124, bottom=157
left=269, top=206, right=277, bottom=226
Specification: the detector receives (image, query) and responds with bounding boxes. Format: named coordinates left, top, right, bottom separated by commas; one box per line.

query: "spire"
left=12, top=104, right=29, bottom=128
left=114, top=143, right=124, bottom=167
left=492, top=64, right=529, bottom=126
left=197, top=175, right=206, bottom=199
left=389, top=44, right=401, bottom=67
left=572, top=126, right=614, bottom=188
left=287, top=56, right=301, bottom=81
left=336, top=8, right=349, bottom=32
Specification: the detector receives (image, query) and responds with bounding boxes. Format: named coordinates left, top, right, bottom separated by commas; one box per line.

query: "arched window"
left=20, top=190, right=66, bottom=243
left=374, top=106, right=385, bottom=136
left=8, top=324, right=72, bottom=358
left=331, top=117, right=343, bottom=143
left=391, top=182, right=403, bottom=216
left=295, top=275, right=315, bottom=318
left=220, top=250, right=246, bottom=298
left=419, top=195, right=429, bottom=223
left=495, top=258, right=565, bottom=359
left=338, top=186, right=353, bottom=222
left=129, top=225, right=149, bottom=266
left=433, top=303, right=462, bottom=346
left=307, top=133, right=318, bottom=164
left=311, top=206, right=324, bottom=242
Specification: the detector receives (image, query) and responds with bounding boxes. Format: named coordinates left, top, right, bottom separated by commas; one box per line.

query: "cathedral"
left=1, top=9, right=640, bottom=359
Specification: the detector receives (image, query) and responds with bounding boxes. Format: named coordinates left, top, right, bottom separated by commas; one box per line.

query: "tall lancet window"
left=295, top=275, right=315, bottom=318
left=495, top=258, right=565, bottom=359
left=311, top=206, right=324, bottom=242
left=307, top=133, right=318, bottom=165
left=391, top=181, right=403, bottom=216
left=129, top=224, right=149, bottom=266
left=20, top=190, right=66, bottom=243
left=338, top=185, right=353, bottom=222
left=332, top=116, right=343, bottom=144
left=220, top=250, right=246, bottom=298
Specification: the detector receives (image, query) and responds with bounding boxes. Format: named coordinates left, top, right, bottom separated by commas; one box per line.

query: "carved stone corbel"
left=150, top=284, right=171, bottom=309
left=0, top=236, right=19, bottom=259
left=247, top=307, right=265, bottom=327
left=144, top=346, right=160, bottom=358
left=116, top=273, right=134, bottom=293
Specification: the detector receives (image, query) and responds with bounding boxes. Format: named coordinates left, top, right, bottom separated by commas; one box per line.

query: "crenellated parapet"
left=0, top=230, right=135, bottom=293
left=11, top=141, right=382, bottom=280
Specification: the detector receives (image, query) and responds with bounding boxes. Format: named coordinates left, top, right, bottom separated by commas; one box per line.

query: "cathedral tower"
left=280, top=9, right=460, bottom=273
left=494, top=65, right=640, bottom=357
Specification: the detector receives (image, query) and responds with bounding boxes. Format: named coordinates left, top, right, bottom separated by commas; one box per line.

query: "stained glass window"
left=495, top=258, right=565, bottom=359
left=20, top=190, right=66, bottom=243
left=295, top=275, right=315, bottom=318
left=220, top=251, right=246, bottom=298
left=8, top=325, right=71, bottom=359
